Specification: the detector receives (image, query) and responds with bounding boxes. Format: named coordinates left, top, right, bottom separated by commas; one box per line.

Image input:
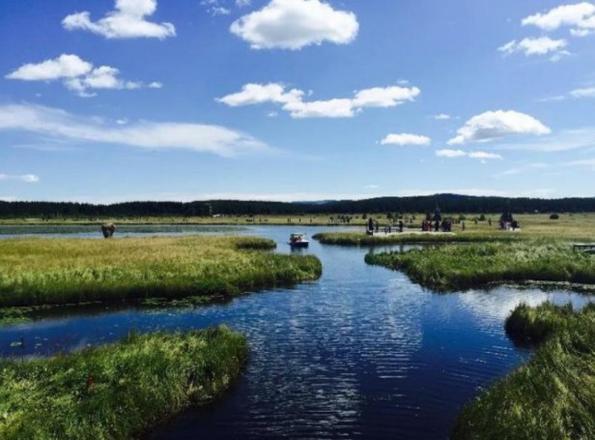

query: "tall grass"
left=453, top=303, right=595, bottom=439
left=365, top=241, right=595, bottom=291
left=0, top=236, right=322, bottom=308
left=0, top=326, right=247, bottom=440
left=313, top=231, right=521, bottom=246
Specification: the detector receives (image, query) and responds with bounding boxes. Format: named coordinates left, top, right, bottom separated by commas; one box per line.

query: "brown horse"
left=101, top=223, right=116, bottom=238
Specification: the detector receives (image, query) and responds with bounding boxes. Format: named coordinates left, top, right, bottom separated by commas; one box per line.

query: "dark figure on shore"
left=101, top=223, right=116, bottom=239
left=462, top=221, right=466, bottom=231
left=367, top=217, right=374, bottom=235
left=399, top=220, right=404, bottom=233
left=434, top=220, right=440, bottom=232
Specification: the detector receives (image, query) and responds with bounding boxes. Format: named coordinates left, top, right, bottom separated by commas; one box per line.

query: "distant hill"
left=1, top=194, right=594, bottom=218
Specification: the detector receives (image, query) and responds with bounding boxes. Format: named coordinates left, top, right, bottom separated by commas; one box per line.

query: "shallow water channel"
left=0, top=225, right=592, bottom=439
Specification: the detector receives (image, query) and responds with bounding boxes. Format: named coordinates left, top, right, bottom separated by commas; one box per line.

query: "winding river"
left=0, top=225, right=592, bottom=439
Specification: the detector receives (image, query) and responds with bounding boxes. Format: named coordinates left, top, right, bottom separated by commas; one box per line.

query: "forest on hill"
left=2, top=194, right=594, bottom=218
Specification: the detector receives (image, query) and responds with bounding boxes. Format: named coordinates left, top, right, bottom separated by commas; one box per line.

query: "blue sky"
left=1, top=0, right=594, bottom=203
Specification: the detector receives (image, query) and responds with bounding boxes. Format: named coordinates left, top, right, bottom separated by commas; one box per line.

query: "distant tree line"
left=1, top=194, right=594, bottom=218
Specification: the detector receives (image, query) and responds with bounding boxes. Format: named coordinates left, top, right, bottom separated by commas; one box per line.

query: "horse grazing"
left=101, top=223, right=116, bottom=238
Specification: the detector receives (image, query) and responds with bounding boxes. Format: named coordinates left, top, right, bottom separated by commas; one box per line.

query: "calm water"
left=0, top=225, right=592, bottom=439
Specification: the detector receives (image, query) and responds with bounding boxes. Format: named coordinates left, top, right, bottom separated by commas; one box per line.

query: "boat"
left=289, top=233, right=309, bottom=248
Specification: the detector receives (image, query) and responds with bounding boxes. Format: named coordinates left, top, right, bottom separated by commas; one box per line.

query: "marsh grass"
left=453, top=303, right=595, bottom=440
left=313, top=231, right=522, bottom=246
left=365, top=241, right=595, bottom=291
left=0, top=325, right=247, bottom=440
left=0, top=236, right=322, bottom=309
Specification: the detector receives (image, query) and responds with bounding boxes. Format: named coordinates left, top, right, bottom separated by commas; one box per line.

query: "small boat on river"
left=289, top=233, right=309, bottom=248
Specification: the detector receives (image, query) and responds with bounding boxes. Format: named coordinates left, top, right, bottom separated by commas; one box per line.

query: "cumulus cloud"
left=0, top=173, right=39, bottom=183
left=435, top=149, right=502, bottom=160
left=6, top=54, right=160, bottom=97
left=0, top=104, right=268, bottom=157
left=6, top=54, right=92, bottom=81
left=62, top=0, right=175, bottom=39
left=433, top=113, right=451, bottom=120
left=448, top=110, right=551, bottom=145
left=380, top=133, right=431, bottom=146
left=230, top=0, right=359, bottom=50
left=217, top=82, right=420, bottom=118
left=498, top=37, right=568, bottom=60
left=522, top=2, right=595, bottom=36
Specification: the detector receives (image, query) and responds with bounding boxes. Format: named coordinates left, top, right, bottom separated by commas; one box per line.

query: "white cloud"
left=217, top=83, right=304, bottom=106
left=498, top=37, right=568, bottom=58
left=352, top=86, right=420, bottom=108
left=62, top=0, right=175, bottom=39
left=6, top=54, right=160, bottom=97
left=436, top=149, right=466, bottom=158
left=0, top=104, right=268, bottom=157
left=0, top=173, right=39, bottom=183
left=467, top=151, right=502, bottom=160
left=522, top=2, right=595, bottom=36
left=380, top=133, right=431, bottom=146
left=436, top=149, right=502, bottom=160
left=433, top=113, right=451, bottom=120
left=563, top=158, right=595, bottom=170
left=570, top=86, right=595, bottom=98
left=230, top=0, right=359, bottom=50
left=496, top=127, right=595, bottom=152
left=201, top=0, right=231, bottom=16
left=217, top=82, right=420, bottom=118
left=285, top=98, right=354, bottom=118
left=5, top=54, right=92, bottom=81
left=448, top=110, right=551, bottom=145
left=495, top=162, right=549, bottom=177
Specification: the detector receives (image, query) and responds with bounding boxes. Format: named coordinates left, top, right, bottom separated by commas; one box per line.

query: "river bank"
left=0, top=326, right=247, bottom=440
left=0, top=235, right=322, bottom=319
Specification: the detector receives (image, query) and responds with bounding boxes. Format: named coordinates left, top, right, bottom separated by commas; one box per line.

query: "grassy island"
left=0, top=326, right=247, bottom=440
left=453, top=303, right=595, bottom=440
left=0, top=236, right=322, bottom=310
left=365, top=241, right=595, bottom=291
left=312, top=231, right=521, bottom=246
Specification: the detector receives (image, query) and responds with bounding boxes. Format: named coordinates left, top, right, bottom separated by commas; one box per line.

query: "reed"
left=365, top=241, right=595, bottom=291
left=313, top=231, right=521, bottom=246
left=453, top=303, right=595, bottom=439
left=0, top=326, right=247, bottom=440
left=0, top=236, right=322, bottom=308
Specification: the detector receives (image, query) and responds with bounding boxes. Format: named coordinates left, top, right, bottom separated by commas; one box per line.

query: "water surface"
left=0, top=225, right=591, bottom=439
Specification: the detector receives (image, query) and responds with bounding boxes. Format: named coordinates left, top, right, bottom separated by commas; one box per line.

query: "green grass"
left=365, top=241, right=595, bottom=291
left=313, top=231, right=522, bottom=246
left=453, top=303, right=595, bottom=440
left=0, top=325, right=247, bottom=440
left=0, top=236, right=322, bottom=309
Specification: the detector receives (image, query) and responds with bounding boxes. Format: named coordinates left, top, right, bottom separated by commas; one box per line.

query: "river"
left=0, top=225, right=591, bottom=439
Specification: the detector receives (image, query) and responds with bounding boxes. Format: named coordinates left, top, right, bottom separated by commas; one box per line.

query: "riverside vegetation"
left=365, top=241, right=595, bottom=291
left=453, top=302, right=595, bottom=440
left=0, top=326, right=247, bottom=440
left=0, top=236, right=322, bottom=316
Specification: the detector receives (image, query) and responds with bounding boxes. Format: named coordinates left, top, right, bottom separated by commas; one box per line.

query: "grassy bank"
left=313, top=231, right=522, bottom=246
left=2, top=213, right=594, bottom=237
left=365, top=241, right=595, bottom=291
left=0, top=326, right=247, bottom=439
left=453, top=303, right=595, bottom=439
left=0, top=236, right=322, bottom=309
